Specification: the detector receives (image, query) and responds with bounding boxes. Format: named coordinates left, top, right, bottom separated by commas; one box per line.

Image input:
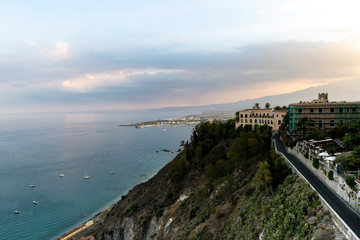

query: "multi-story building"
left=235, top=107, right=287, bottom=131
left=289, top=93, right=360, bottom=135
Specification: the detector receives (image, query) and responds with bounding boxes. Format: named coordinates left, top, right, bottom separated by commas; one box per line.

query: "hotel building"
left=235, top=107, right=287, bottom=131
left=289, top=93, right=360, bottom=135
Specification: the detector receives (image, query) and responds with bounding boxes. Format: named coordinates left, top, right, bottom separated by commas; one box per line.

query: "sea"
left=0, top=109, right=197, bottom=240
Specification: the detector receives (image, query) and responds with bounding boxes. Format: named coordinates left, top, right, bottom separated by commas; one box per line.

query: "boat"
left=33, top=200, right=38, bottom=204
left=59, top=173, right=65, bottom=177
left=110, top=171, right=115, bottom=174
left=83, top=172, right=90, bottom=179
left=14, top=210, right=20, bottom=214
left=29, top=184, right=36, bottom=187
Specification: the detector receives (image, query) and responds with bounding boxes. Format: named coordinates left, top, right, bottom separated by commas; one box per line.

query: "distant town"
left=120, top=112, right=234, bottom=128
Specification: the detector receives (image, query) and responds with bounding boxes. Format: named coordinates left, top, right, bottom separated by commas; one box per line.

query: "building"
left=289, top=93, right=360, bottom=135
left=235, top=107, right=287, bottom=131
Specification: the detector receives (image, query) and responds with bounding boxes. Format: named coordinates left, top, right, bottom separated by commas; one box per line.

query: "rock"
left=308, top=216, right=317, bottom=225
left=312, top=228, right=335, bottom=240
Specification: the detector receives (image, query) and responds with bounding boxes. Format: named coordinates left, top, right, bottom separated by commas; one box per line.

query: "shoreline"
left=55, top=170, right=160, bottom=240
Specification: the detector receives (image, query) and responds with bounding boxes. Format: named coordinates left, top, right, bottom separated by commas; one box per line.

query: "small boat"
left=59, top=173, right=65, bottom=177
left=14, top=210, right=20, bottom=214
left=110, top=171, right=115, bottom=174
left=33, top=200, right=38, bottom=204
left=29, top=184, right=36, bottom=187
left=83, top=172, right=90, bottom=179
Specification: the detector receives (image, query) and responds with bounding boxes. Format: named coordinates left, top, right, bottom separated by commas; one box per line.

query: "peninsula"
left=120, top=112, right=234, bottom=128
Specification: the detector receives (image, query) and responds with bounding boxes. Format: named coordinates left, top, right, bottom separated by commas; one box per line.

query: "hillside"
left=74, top=120, right=344, bottom=240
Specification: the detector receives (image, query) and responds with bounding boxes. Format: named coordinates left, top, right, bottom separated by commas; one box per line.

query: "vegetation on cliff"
left=76, top=120, right=340, bottom=240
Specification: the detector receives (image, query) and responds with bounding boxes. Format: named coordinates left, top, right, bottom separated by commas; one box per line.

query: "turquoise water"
left=0, top=111, right=194, bottom=239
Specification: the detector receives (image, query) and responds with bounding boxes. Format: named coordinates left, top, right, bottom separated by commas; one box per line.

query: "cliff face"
left=76, top=121, right=344, bottom=240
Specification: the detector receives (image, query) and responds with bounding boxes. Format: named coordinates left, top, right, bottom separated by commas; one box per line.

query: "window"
left=271, top=120, right=273, bottom=124
left=278, top=120, right=281, bottom=125
left=245, top=119, right=248, bottom=123
left=310, top=108, right=314, bottom=114
left=318, top=108, right=322, bottom=113
left=339, top=108, right=343, bottom=113
left=330, top=120, right=335, bottom=127
left=240, top=114, right=243, bottom=118
left=250, top=119, right=252, bottom=123
left=255, top=119, right=257, bottom=124
left=330, top=108, right=335, bottom=113
left=298, top=108, right=302, bottom=113
left=352, top=108, right=357, bottom=112
left=245, top=114, right=248, bottom=118
left=319, top=120, right=323, bottom=128
left=241, top=119, right=243, bottom=123
left=347, top=108, right=350, bottom=113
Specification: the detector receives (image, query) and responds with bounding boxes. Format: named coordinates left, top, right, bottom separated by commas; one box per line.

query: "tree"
left=227, top=137, right=249, bottom=170
left=235, top=111, right=239, bottom=122
left=265, top=103, right=270, bottom=109
left=345, top=175, right=356, bottom=189
left=280, top=112, right=289, bottom=130
left=254, top=161, right=273, bottom=194
left=296, top=117, right=310, bottom=138
left=254, top=103, right=260, bottom=109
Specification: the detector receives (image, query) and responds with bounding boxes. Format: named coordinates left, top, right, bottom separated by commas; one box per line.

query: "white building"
left=235, top=108, right=287, bottom=131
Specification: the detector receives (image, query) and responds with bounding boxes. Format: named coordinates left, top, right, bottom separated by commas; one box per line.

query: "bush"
left=327, top=170, right=334, bottom=181
left=313, top=158, right=320, bottom=169
left=289, top=140, right=297, bottom=148
left=168, top=158, right=187, bottom=183
left=345, top=175, right=356, bottom=189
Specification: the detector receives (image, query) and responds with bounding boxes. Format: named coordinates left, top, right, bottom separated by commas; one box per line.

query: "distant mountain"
left=182, top=79, right=360, bottom=113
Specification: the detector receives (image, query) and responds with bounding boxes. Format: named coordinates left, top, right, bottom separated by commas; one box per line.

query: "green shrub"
left=168, top=158, right=186, bottom=183
left=289, top=140, right=297, bottom=148
left=312, top=158, right=319, bottom=169
left=327, top=170, right=334, bottom=181
left=345, top=175, right=356, bottom=189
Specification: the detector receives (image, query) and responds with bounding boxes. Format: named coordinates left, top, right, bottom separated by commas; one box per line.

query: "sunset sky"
left=1, top=0, right=360, bottom=113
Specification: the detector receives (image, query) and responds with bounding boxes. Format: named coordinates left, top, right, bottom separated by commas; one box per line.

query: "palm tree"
left=254, top=103, right=260, bottom=109
left=296, top=117, right=310, bottom=138
left=265, top=103, right=270, bottom=109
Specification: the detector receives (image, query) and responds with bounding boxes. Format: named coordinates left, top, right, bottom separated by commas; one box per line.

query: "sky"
left=1, top=0, right=360, bottom=113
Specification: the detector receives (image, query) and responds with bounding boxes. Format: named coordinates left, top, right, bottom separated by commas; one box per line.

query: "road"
left=273, top=134, right=360, bottom=239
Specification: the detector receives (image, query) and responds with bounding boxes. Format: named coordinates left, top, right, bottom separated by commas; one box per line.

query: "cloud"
left=2, top=40, right=360, bottom=112
left=61, top=68, right=184, bottom=92
left=25, top=40, right=38, bottom=47
left=52, top=41, right=69, bottom=59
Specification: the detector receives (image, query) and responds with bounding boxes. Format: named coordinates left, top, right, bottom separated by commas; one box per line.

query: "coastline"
left=55, top=170, right=159, bottom=240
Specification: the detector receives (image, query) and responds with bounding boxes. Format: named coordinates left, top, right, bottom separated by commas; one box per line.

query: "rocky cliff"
left=75, top=121, right=345, bottom=240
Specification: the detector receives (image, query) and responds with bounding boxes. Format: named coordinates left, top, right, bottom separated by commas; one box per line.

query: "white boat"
left=14, top=210, right=20, bottom=214
left=33, top=200, right=38, bottom=204
left=110, top=171, right=115, bottom=174
left=59, top=173, right=65, bottom=177
left=29, top=184, right=36, bottom=187
left=83, top=172, right=90, bottom=179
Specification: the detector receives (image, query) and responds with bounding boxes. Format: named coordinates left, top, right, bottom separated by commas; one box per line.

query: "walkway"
left=273, top=134, right=360, bottom=239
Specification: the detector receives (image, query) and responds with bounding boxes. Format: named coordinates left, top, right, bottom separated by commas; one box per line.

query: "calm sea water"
left=0, top=110, right=195, bottom=240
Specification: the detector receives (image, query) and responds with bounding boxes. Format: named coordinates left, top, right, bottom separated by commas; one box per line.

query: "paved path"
left=273, top=134, right=360, bottom=239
